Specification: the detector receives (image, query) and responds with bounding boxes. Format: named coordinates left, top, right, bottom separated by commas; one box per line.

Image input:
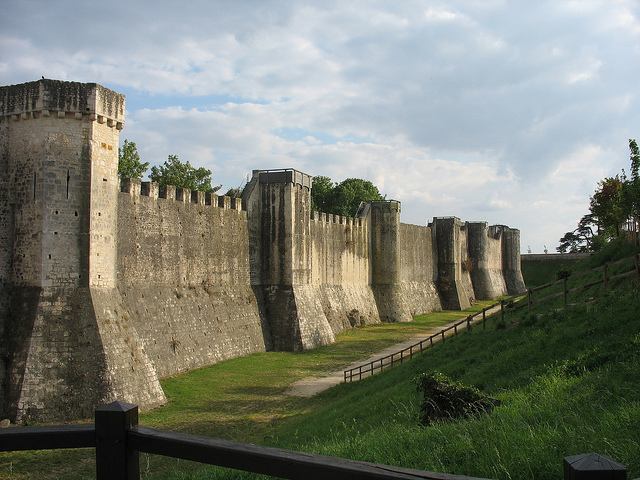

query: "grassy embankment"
left=0, top=301, right=494, bottom=480
left=156, top=240, right=640, bottom=479
left=2, top=240, right=638, bottom=479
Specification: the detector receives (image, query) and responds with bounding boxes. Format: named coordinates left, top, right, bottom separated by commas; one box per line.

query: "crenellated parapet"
left=0, top=79, right=125, bottom=129
left=119, top=179, right=244, bottom=211
left=312, top=211, right=365, bottom=228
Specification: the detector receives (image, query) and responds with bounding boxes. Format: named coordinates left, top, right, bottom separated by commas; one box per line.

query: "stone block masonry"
left=0, top=80, right=526, bottom=422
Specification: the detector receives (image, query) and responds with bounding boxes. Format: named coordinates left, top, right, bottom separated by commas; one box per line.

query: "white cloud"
left=424, top=8, right=462, bottom=23
left=1, top=0, right=639, bottom=252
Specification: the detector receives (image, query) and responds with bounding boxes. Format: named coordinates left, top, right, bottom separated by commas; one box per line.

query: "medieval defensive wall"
left=0, top=79, right=526, bottom=423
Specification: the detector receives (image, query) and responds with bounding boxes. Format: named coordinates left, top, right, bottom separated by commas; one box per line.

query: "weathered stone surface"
left=467, top=222, right=508, bottom=300
left=1, top=79, right=526, bottom=423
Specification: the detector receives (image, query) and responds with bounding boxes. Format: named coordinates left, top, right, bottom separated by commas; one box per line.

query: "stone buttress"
left=368, top=201, right=411, bottom=322
left=431, top=217, right=475, bottom=310
left=500, top=227, right=527, bottom=294
left=244, top=169, right=335, bottom=351
left=466, top=222, right=508, bottom=299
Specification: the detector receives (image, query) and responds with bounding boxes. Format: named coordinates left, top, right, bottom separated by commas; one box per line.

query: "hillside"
left=1, top=243, right=638, bottom=480
left=255, top=248, right=640, bottom=479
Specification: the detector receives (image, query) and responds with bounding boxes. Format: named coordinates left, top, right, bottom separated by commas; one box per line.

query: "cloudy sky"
left=2, top=0, right=639, bottom=252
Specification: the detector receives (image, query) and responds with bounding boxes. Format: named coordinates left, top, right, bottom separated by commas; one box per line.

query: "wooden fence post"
left=563, top=453, right=626, bottom=479
left=527, top=289, right=532, bottom=312
left=95, top=401, right=140, bottom=480
left=482, top=308, right=486, bottom=329
left=466, top=315, right=472, bottom=331
left=563, top=277, right=568, bottom=307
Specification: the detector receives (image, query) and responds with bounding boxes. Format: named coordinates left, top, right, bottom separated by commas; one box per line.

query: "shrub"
left=414, top=372, right=500, bottom=426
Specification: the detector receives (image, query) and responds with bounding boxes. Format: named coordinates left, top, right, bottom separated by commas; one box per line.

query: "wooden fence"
left=343, top=253, right=640, bottom=383
left=343, top=300, right=509, bottom=383
left=0, top=402, right=484, bottom=480
left=0, top=403, right=628, bottom=479
left=520, top=253, right=640, bottom=312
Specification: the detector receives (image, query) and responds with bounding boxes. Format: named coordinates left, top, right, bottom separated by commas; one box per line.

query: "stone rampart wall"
left=1, top=79, right=527, bottom=423
left=398, top=223, right=442, bottom=317
left=116, top=182, right=268, bottom=379
left=309, top=212, right=380, bottom=333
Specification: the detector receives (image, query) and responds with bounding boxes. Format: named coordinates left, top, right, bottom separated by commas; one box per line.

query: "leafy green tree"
left=622, top=139, right=640, bottom=232
left=557, top=214, right=597, bottom=253
left=333, top=178, right=385, bottom=216
left=589, top=176, right=625, bottom=238
left=118, top=139, right=149, bottom=179
left=311, top=176, right=335, bottom=212
left=150, top=155, right=221, bottom=192
left=558, top=139, right=640, bottom=251
left=311, top=175, right=385, bottom=217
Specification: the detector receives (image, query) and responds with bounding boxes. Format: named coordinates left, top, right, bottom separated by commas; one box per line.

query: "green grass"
left=521, top=238, right=640, bottom=290
left=181, top=283, right=640, bottom=480
left=521, top=257, right=582, bottom=287
left=0, top=302, right=492, bottom=480
left=3, top=243, right=637, bottom=479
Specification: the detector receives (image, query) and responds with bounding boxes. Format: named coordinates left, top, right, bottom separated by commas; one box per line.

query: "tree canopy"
left=557, top=139, right=639, bottom=252
left=118, top=139, right=149, bottom=179
left=311, top=176, right=384, bottom=217
left=150, top=155, right=221, bottom=193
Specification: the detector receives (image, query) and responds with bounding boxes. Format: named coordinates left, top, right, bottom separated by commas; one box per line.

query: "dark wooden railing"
left=343, top=299, right=510, bottom=383
left=519, top=253, right=640, bottom=312
left=344, top=253, right=640, bottom=383
left=0, top=403, right=628, bottom=479
left=0, top=402, right=485, bottom=480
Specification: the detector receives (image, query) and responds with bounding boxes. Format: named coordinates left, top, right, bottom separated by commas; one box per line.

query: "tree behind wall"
left=622, top=139, right=640, bottom=237
left=150, top=155, right=221, bottom=193
left=589, top=176, right=625, bottom=238
left=118, top=139, right=149, bottom=179
left=311, top=176, right=384, bottom=217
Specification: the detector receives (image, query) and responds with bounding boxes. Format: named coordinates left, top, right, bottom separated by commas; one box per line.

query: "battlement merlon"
left=0, top=79, right=125, bottom=128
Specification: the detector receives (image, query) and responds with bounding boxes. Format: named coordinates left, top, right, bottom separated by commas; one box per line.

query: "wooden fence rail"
left=0, top=405, right=628, bottom=479
left=0, top=402, right=484, bottom=480
left=344, top=253, right=640, bottom=383
left=343, top=300, right=509, bottom=383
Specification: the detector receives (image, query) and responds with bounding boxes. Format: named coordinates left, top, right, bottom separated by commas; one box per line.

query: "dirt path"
left=285, top=304, right=501, bottom=397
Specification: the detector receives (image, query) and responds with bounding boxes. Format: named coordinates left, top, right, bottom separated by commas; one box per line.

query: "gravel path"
left=285, top=304, right=501, bottom=398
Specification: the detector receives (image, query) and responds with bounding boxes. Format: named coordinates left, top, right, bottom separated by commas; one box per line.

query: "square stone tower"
left=0, top=79, right=164, bottom=423
left=0, top=79, right=124, bottom=290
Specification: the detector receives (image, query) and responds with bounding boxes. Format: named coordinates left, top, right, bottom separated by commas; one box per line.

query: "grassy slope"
left=176, top=245, right=640, bottom=479
left=265, top=287, right=640, bottom=479
left=0, top=302, right=493, bottom=480
left=2, top=242, right=637, bottom=479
